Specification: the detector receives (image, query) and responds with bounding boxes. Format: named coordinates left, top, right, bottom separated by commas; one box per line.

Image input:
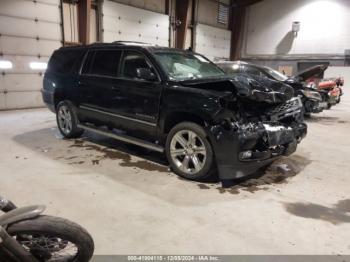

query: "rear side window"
left=88, top=50, right=122, bottom=77
left=48, top=49, right=85, bottom=74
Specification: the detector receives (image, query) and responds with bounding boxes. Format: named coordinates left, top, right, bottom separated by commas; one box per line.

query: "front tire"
left=56, top=101, right=84, bottom=138
left=165, top=122, right=214, bottom=181
left=7, top=215, right=94, bottom=262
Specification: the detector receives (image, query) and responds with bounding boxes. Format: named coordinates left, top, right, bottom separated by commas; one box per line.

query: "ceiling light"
left=29, top=62, right=47, bottom=70
left=0, top=60, right=13, bottom=69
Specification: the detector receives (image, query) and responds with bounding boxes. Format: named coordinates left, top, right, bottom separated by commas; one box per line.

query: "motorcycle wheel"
left=7, top=215, right=94, bottom=262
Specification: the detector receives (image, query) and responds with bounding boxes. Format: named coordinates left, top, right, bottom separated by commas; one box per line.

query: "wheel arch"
left=53, top=88, right=65, bottom=111
left=162, top=111, right=208, bottom=135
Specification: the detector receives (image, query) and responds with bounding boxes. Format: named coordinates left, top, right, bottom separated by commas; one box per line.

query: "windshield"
left=262, top=67, right=288, bottom=81
left=154, top=52, right=225, bottom=81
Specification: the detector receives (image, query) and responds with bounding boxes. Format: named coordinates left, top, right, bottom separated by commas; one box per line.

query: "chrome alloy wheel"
left=170, top=130, right=207, bottom=175
left=57, top=105, right=72, bottom=135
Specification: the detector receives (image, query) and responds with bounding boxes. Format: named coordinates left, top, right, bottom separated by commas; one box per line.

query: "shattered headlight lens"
left=301, top=90, right=322, bottom=101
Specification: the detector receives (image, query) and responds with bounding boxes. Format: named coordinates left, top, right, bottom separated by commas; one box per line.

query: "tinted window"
left=121, top=51, right=152, bottom=79
left=81, top=51, right=94, bottom=74
left=89, top=50, right=122, bottom=76
left=48, top=49, right=85, bottom=74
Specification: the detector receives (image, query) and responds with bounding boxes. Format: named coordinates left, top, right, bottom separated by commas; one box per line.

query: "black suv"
left=42, top=42, right=307, bottom=181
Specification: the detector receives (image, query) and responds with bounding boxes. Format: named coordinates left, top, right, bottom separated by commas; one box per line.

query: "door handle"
left=111, top=86, right=120, bottom=91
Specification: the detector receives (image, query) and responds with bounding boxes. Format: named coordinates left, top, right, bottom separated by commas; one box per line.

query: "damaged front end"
left=184, top=74, right=307, bottom=179
left=207, top=116, right=307, bottom=179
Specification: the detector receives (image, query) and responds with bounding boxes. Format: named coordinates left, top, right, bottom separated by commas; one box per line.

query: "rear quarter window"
left=47, top=49, right=86, bottom=74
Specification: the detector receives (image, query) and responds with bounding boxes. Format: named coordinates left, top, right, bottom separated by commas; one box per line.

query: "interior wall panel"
left=6, top=91, right=44, bottom=109
left=0, top=93, right=5, bottom=110
left=0, top=36, right=61, bottom=57
left=0, top=0, right=60, bottom=23
left=102, top=1, right=169, bottom=47
left=0, top=74, right=44, bottom=92
left=0, top=16, right=61, bottom=40
left=108, top=0, right=166, bottom=14
left=194, top=23, right=231, bottom=61
left=0, top=0, right=61, bottom=110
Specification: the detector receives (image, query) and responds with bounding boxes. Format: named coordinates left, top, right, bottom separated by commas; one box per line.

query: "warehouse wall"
left=242, top=0, right=350, bottom=58
left=197, top=0, right=229, bottom=29
left=0, top=0, right=62, bottom=110
left=194, top=0, right=231, bottom=61
left=102, top=0, right=169, bottom=46
left=195, top=24, right=231, bottom=61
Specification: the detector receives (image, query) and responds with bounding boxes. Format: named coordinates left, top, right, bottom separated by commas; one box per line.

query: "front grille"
left=266, top=97, right=302, bottom=121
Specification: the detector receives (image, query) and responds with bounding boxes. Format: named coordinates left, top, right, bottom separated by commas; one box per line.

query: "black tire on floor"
left=56, top=100, right=84, bottom=138
left=7, top=215, right=94, bottom=262
left=165, top=122, right=214, bottom=181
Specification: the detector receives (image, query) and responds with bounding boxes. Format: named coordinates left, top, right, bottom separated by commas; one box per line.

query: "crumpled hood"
left=293, top=64, right=328, bottom=81
left=180, top=73, right=294, bottom=104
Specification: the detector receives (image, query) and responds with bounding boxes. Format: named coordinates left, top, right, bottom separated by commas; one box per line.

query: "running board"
left=77, top=124, right=164, bottom=153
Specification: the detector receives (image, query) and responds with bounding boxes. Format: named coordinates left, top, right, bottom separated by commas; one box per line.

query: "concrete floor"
left=1, top=100, right=350, bottom=255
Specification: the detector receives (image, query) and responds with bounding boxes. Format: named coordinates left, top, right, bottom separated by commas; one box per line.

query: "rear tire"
left=56, top=101, right=84, bottom=138
left=7, top=215, right=94, bottom=262
left=165, top=122, right=214, bottom=181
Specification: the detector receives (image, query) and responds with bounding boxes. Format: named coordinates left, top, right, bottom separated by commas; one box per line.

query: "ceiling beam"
left=78, top=0, right=91, bottom=45
left=175, top=0, right=191, bottom=49
left=229, top=0, right=263, bottom=60
left=234, top=0, right=263, bottom=7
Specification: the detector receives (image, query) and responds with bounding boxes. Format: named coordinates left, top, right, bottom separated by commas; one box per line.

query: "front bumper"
left=304, top=99, right=323, bottom=113
left=207, top=121, right=307, bottom=180
left=328, top=95, right=338, bottom=105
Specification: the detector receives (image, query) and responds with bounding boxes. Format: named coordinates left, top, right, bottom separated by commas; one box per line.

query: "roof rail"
left=112, top=41, right=153, bottom=46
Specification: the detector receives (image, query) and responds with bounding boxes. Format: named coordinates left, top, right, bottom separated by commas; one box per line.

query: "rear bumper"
left=207, top=122, right=307, bottom=180
left=41, top=89, right=56, bottom=113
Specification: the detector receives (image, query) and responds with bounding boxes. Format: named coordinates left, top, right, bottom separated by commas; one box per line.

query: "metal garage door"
left=0, top=0, right=62, bottom=110
left=195, top=23, right=231, bottom=62
left=102, top=0, right=169, bottom=47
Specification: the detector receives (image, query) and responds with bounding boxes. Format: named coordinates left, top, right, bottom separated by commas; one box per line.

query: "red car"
left=318, top=77, right=343, bottom=108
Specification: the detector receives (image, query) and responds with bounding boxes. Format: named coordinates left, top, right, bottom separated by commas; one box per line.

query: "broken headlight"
left=301, top=90, right=322, bottom=101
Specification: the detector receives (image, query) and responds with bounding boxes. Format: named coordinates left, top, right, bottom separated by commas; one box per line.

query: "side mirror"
left=136, top=68, right=157, bottom=81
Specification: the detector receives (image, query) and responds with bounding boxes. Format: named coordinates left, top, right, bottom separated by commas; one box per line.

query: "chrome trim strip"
left=80, top=105, right=157, bottom=127
left=77, top=124, right=164, bottom=153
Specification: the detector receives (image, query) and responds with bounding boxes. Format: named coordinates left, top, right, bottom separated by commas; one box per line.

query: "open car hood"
left=293, top=64, right=328, bottom=82
left=180, top=74, right=294, bottom=104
